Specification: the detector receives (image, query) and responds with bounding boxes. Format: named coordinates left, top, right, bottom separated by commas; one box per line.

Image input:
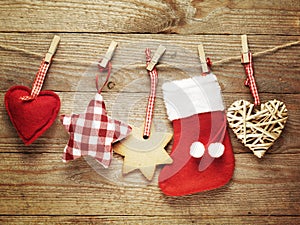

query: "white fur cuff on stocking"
left=162, top=74, right=224, bottom=121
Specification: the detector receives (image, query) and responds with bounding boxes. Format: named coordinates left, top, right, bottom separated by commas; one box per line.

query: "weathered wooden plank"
left=0, top=92, right=299, bottom=154
left=180, top=0, right=300, bottom=35
left=0, top=153, right=299, bottom=216
left=0, top=0, right=299, bottom=35
left=0, top=33, right=299, bottom=93
left=0, top=215, right=299, bottom=225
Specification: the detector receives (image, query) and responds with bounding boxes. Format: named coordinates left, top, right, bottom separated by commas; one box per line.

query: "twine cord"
left=213, top=40, right=300, bottom=66
left=0, top=40, right=298, bottom=67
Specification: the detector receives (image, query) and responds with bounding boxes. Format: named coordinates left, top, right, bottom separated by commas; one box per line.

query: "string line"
left=213, top=40, right=300, bottom=65
left=0, top=40, right=298, bottom=67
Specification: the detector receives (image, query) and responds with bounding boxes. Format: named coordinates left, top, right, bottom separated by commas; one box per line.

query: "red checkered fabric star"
left=143, top=48, right=158, bottom=138
left=242, top=52, right=260, bottom=105
left=60, top=93, right=132, bottom=168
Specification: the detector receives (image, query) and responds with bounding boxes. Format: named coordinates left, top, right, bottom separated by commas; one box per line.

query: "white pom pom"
left=190, top=142, right=205, bottom=158
left=208, top=143, right=225, bottom=158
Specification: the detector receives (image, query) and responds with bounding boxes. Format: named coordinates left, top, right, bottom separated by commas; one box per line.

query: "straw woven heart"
left=226, top=99, right=288, bottom=158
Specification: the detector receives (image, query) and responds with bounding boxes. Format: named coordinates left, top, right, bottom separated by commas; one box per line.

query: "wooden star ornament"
left=114, top=126, right=173, bottom=180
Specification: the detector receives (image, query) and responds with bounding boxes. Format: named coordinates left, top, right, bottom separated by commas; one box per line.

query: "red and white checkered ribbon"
left=242, top=52, right=260, bottom=105
left=143, top=48, right=158, bottom=138
left=20, top=59, right=51, bottom=101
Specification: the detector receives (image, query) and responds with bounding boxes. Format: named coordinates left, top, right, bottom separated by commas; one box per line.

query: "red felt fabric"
left=5, top=86, right=60, bottom=145
left=158, top=111, right=235, bottom=196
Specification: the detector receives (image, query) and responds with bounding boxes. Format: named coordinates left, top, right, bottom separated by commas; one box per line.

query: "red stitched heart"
left=5, top=86, right=60, bottom=145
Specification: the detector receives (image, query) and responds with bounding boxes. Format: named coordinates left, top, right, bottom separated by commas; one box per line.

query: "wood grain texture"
left=0, top=0, right=299, bottom=35
left=1, top=216, right=300, bottom=225
left=0, top=153, right=299, bottom=216
left=0, top=0, right=299, bottom=224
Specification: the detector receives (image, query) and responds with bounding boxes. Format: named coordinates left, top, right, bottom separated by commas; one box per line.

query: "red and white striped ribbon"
left=143, top=48, right=158, bottom=139
left=20, top=59, right=51, bottom=101
left=242, top=52, right=260, bottom=105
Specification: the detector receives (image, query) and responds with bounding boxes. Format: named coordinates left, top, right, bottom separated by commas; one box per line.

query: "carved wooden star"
left=114, top=126, right=173, bottom=180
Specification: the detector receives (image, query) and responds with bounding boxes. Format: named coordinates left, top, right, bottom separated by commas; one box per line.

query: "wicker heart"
left=226, top=99, right=288, bottom=158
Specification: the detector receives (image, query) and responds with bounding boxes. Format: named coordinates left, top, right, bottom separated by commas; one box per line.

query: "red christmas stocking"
left=158, top=74, right=235, bottom=196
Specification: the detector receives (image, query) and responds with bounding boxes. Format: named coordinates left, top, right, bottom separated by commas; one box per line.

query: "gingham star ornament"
left=60, top=93, right=132, bottom=168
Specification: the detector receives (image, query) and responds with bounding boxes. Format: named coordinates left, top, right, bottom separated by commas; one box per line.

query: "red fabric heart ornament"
left=5, top=85, right=60, bottom=145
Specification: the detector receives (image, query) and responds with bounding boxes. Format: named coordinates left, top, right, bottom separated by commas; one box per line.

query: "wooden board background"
left=0, top=0, right=299, bottom=224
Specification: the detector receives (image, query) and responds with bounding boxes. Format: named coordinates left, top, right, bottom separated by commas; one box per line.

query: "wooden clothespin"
left=241, top=34, right=250, bottom=63
left=45, top=35, right=60, bottom=63
left=99, top=41, right=118, bottom=68
left=197, top=43, right=209, bottom=73
left=146, top=45, right=166, bottom=71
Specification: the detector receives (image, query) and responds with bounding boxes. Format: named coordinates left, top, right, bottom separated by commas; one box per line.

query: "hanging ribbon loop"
left=96, top=41, right=117, bottom=93
left=20, top=59, right=51, bottom=101
left=143, top=48, right=159, bottom=139
left=20, top=36, right=60, bottom=101
left=242, top=52, right=260, bottom=105
left=96, top=60, right=112, bottom=93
